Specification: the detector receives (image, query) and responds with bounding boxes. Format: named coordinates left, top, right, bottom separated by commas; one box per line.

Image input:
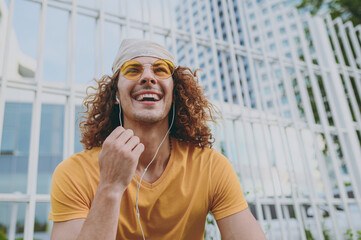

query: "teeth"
left=135, top=93, right=160, bottom=101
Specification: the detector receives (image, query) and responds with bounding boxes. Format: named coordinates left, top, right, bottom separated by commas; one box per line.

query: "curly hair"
left=79, top=67, right=217, bottom=150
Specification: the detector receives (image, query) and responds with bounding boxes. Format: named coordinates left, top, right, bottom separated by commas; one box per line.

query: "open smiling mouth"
left=134, top=93, right=162, bottom=102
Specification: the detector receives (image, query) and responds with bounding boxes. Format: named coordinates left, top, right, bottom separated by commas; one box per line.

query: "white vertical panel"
left=63, top=0, right=77, bottom=157
left=0, top=0, right=15, bottom=153
left=24, top=0, right=48, bottom=239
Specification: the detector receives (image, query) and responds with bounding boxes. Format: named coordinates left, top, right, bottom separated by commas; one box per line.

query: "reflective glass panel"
left=37, top=104, right=64, bottom=194
left=0, top=102, right=32, bottom=194
left=0, top=202, right=26, bottom=239
left=34, top=202, right=52, bottom=240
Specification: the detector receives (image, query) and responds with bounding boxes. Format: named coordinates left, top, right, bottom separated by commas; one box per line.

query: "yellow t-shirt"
left=49, top=137, right=248, bottom=239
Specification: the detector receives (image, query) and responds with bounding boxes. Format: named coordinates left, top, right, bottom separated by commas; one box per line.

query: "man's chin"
left=133, top=113, right=165, bottom=124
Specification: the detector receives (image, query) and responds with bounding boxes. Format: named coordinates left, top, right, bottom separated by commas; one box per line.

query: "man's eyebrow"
left=125, top=63, right=142, bottom=67
left=153, top=62, right=168, bottom=67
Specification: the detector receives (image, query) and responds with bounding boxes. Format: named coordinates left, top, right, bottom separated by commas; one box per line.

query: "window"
left=269, top=43, right=276, bottom=51
left=279, top=83, right=285, bottom=91
left=294, top=36, right=300, bottom=44
left=267, top=100, right=273, bottom=108
left=198, top=51, right=204, bottom=60
left=282, top=39, right=289, bottom=47
left=262, top=74, right=268, bottom=81
left=0, top=102, right=32, bottom=194
left=264, top=19, right=270, bottom=27
left=275, top=69, right=282, bottom=78
left=284, top=110, right=291, bottom=118
left=264, top=87, right=271, bottom=95
left=37, top=104, right=65, bottom=194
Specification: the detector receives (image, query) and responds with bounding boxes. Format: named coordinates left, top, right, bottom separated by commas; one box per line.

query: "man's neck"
left=123, top=120, right=171, bottom=182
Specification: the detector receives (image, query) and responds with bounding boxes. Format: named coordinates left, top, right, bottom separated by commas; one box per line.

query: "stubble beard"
left=133, top=110, right=166, bottom=124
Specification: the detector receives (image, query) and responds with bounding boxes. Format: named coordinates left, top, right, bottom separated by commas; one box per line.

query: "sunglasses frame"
left=120, top=59, right=175, bottom=81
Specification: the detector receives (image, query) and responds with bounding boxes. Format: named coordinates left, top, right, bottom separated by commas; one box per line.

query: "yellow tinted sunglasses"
left=120, top=59, right=175, bottom=81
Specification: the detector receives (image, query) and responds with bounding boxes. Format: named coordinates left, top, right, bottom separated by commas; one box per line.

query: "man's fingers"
left=117, top=129, right=134, bottom=145
left=133, top=143, right=145, bottom=157
left=126, top=136, right=140, bottom=151
left=105, top=126, right=125, bottom=142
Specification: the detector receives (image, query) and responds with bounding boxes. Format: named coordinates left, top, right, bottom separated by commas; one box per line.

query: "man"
left=49, top=39, right=265, bottom=239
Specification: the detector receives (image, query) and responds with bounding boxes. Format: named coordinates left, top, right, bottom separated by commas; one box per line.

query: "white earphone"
left=115, top=96, right=122, bottom=126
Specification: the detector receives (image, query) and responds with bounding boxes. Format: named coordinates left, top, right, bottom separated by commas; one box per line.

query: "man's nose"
left=140, top=66, right=157, bottom=85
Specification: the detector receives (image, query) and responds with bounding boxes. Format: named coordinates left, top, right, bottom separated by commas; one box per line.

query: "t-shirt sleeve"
left=48, top=157, right=91, bottom=222
left=209, top=151, right=248, bottom=220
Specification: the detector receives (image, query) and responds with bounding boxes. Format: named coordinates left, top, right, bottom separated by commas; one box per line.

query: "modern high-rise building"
left=0, top=0, right=360, bottom=239
left=175, top=0, right=361, bottom=239
left=176, top=0, right=311, bottom=115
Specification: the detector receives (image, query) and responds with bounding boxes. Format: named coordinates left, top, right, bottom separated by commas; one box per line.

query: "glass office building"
left=0, top=0, right=360, bottom=239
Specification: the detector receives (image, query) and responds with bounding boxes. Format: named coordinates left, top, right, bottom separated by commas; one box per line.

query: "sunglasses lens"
left=120, top=60, right=143, bottom=80
left=120, top=59, right=175, bottom=80
left=152, top=60, right=174, bottom=79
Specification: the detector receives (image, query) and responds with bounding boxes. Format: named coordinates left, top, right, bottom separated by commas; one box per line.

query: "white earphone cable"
left=117, top=98, right=175, bottom=240
left=117, top=97, right=122, bottom=127
left=135, top=103, right=175, bottom=240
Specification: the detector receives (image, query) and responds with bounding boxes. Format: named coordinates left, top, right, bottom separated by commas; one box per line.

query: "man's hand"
left=98, top=126, right=145, bottom=192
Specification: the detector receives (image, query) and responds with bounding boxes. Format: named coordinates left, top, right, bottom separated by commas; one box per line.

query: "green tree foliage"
left=0, top=230, right=6, bottom=240
left=297, top=0, right=361, bottom=26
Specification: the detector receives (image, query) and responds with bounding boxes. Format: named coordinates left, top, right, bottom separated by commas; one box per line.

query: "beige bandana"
left=112, top=39, right=176, bottom=74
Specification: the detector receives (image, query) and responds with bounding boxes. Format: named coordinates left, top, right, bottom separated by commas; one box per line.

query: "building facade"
left=0, top=0, right=360, bottom=239
left=176, top=0, right=361, bottom=239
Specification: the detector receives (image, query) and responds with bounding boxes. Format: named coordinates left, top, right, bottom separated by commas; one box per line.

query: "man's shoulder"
left=175, top=138, right=225, bottom=162
left=55, top=147, right=101, bottom=174
left=175, top=138, right=213, bottom=154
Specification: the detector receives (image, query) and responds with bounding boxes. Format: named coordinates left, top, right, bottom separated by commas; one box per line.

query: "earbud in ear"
left=116, top=96, right=122, bottom=127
